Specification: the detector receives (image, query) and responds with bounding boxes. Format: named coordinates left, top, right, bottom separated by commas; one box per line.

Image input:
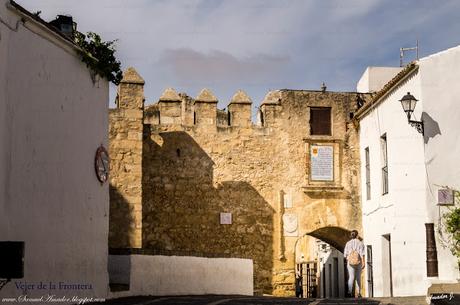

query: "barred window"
left=310, top=107, right=331, bottom=136
left=381, top=134, right=388, bottom=195
left=365, top=147, right=371, bottom=200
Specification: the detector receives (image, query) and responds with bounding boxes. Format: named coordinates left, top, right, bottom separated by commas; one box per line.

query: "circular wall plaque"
left=95, top=145, right=109, bottom=183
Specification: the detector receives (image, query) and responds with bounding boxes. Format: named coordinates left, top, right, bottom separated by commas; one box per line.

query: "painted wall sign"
left=311, top=145, right=333, bottom=181
left=438, top=189, right=454, bottom=205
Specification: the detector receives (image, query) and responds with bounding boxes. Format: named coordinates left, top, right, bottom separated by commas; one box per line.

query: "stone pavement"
left=89, top=295, right=431, bottom=305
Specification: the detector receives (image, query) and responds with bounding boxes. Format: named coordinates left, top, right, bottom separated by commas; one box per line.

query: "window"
left=227, top=111, right=231, bottom=126
left=310, top=107, right=331, bottom=135
left=381, top=134, right=388, bottom=195
left=366, top=245, right=374, bottom=297
left=365, top=147, right=371, bottom=200
left=259, top=110, right=265, bottom=127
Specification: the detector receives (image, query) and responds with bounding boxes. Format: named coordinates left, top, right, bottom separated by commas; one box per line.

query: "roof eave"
left=354, top=63, right=419, bottom=121
left=7, top=0, right=81, bottom=53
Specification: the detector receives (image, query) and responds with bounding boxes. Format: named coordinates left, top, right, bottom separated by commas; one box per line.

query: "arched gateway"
left=292, top=226, right=362, bottom=298
left=307, top=226, right=353, bottom=253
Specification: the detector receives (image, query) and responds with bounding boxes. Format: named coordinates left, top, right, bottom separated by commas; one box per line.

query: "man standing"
left=344, top=230, right=365, bottom=297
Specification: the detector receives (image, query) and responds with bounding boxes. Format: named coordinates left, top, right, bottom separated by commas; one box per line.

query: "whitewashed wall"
left=108, top=255, right=254, bottom=297
left=358, top=70, right=430, bottom=296
left=357, top=67, right=402, bottom=93
left=359, top=45, right=460, bottom=297
left=419, top=46, right=460, bottom=283
left=0, top=1, right=109, bottom=300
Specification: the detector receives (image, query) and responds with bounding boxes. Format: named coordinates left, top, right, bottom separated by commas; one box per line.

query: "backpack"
left=348, top=250, right=361, bottom=266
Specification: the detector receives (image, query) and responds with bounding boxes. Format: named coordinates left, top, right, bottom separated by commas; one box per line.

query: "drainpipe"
left=279, top=190, right=285, bottom=260
left=425, top=223, right=439, bottom=277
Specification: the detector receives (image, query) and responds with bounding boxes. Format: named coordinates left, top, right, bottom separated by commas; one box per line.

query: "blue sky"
left=17, top=0, right=460, bottom=111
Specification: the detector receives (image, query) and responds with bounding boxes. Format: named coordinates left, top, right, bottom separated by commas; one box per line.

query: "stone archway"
left=306, top=226, right=353, bottom=253
left=293, top=226, right=360, bottom=298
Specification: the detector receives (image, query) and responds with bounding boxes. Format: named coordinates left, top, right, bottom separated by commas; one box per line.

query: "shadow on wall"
left=422, top=112, right=441, bottom=144
left=141, top=130, right=275, bottom=295
left=109, top=185, right=136, bottom=249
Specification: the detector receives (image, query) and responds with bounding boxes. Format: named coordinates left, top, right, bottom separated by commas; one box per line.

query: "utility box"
left=0, top=241, right=25, bottom=279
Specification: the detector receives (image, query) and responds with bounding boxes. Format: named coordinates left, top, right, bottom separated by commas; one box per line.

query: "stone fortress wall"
left=109, top=67, right=370, bottom=296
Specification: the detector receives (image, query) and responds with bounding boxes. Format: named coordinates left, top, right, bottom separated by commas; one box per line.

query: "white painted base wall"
left=108, top=255, right=254, bottom=297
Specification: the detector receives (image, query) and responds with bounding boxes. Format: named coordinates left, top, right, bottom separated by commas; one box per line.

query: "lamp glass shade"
left=401, top=99, right=413, bottom=112
left=399, top=92, right=418, bottom=119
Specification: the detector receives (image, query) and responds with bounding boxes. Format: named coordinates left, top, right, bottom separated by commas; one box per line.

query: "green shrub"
left=441, top=190, right=460, bottom=268
left=75, top=32, right=123, bottom=85
left=444, top=208, right=460, bottom=256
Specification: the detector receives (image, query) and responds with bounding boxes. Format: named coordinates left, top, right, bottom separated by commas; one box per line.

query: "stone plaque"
left=438, top=189, right=454, bottom=205
left=283, top=213, right=298, bottom=237
left=311, top=145, right=333, bottom=181
left=283, top=193, right=292, bottom=209
left=220, top=212, right=232, bottom=224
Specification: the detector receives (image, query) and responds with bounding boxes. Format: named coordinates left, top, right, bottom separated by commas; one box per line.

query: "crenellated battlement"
left=143, top=87, right=258, bottom=129
left=113, top=67, right=371, bottom=134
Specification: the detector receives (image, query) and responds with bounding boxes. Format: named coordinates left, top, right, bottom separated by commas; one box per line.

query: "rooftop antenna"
left=400, top=39, right=419, bottom=67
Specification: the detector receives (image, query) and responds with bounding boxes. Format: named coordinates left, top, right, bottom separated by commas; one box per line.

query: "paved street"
left=91, top=295, right=428, bottom=305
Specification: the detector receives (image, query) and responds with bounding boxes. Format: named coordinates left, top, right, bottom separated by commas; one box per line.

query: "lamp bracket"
left=409, top=120, right=424, bottom=134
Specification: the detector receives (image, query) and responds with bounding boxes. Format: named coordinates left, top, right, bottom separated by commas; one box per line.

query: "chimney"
left=49, top=15, right=76, bottom=39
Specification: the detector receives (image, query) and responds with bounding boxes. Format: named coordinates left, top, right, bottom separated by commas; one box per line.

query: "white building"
left=0, top=0, right=109, bottom=301
left=355, top=46, right=460, bottom=297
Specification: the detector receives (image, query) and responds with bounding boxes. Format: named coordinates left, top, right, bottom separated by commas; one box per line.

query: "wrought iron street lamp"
left=399, top=92, right=424, bottom=134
